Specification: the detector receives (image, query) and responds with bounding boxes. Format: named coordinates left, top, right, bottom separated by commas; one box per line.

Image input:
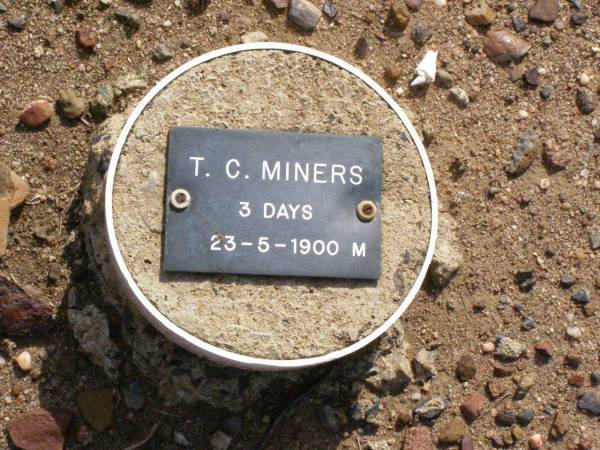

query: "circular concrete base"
left=104, top=44, right=436, bottom=368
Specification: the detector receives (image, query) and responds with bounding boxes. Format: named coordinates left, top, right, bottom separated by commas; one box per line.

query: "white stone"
left=432, top=0, right=446, bottom=7
left=566, top=326, right=582, bottom=339
left=33, top=46, right=45, bottom=58
left=428, top=213, right=463, bottom=286
left=15, top=351, right=32, bottom=371
left=240, top=31, right=269, bottom=44
left=173, top=431, right=190, bottom=446
left=578, top=73, right=590, bottom=86
left=529, top=433, right=543, bottom=449
left=210, top=431, right=232, bottom=450
left=481, top=342, right=495, bottom=353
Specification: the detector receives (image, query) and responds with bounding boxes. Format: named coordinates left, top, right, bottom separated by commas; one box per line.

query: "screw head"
left=356, top=200, right=377, bottom=222
left=170, top=188, right=191, bottom=210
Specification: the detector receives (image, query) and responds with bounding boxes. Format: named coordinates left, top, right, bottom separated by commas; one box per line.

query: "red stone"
left=564, top=354, right=583, bottom=369
left=543, top=139, right=572, bottom=170
left=404, top=426, right=435, bottom=450
left=384, top=64, right=402, bottom=82
left=7, top=409, right=72, bottom=450
left=568, top=373, right=585, bottom=387
left=533, top=341, right=553, bottom=358
left=529, top=0, right=559, bottom=23
left=461, top=437, right=474, bottom=450
left=0, top=276, right=53, bottom=336
left=405, top=0, right=423, bottom=11
left=18, top=100, right=54, bottom=127
left=461, top=393, right=485, bottom=421
left=76, top=27, right=97, bottom=48
left=102, top=56, right=116, bottom=71
left=483, top=31, right=530, bottom=63
left=578, top=431, right=595, bottom=449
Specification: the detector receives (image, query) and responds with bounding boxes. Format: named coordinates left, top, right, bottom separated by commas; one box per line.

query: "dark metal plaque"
left=163, top=127, right=382, bottom=280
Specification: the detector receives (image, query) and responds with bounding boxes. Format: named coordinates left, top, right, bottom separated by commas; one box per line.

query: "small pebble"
left=511, top=15, right=526, bottom=32
left=570, top=12, right=586, bottom=26
left=321, top=2, right=338, bottom=19
left=449, top=87, right=469, bottom=108
left=18, top=100, right=54, bottom=127
left=288, top=0, right=322, bottom=32
left=577, top=393, right=600, bottom=416
left=576, top=88, right=597, bottom=115
left=354, top=37, right=369, bottom=58
left=384, top=64, right=402, bottom=82
left=7, top=15, right=26, bottom=30
left=461, top=393, right=485, bottom=421
left=496, top=410, right=517, bottom=426
left=414, top=396, right=448, bottom=421
left=495, top=336, right=526, bottom=360
left=210, top=430, right=232, bottom=450
left=436, top=69, right=454, bottom=88
left=523, top=68, right=540, bottom=87
left=76, top=27, right=97, bottom=48
left=404, top=426, right=434, bottom=450
left=482, top=342, right=495, bottom=353
left=566, top=326, right=582, bottom=339
left=529, top=0, right=559, bottom=22
left=517, top=409, right=534, bottom=426
left=578, top=73, right=590, bottom=86
left=15, top=351, right=32, bottom=371
left=240, top=31, right=269, bottom=43
left=57, top=89, right=86, bottom=119
left=411, top=24, right=432, bottom=47
left=571, top=288, right=590, bottom=305
left=533, top=341, right=553, bottom=358
left=389, top=1, right=411, bottom=31
left=540, top=85, right=552, bottom=99
left=507, top=129, right=541, bottom=176
left=173, top=430, right=190, bottom=446
left=154, top=43, right=173, bottom=61
left=529, top=433, right=543, bottom=448
left=483, top=31, right=530, bottom=63
left=269, top=0, right=287, bottom=9
left=456, top=354, right=477, bottom=382
left=521, top=318, right=536, bottom=330
left=115, top=7, right=141, bottom=29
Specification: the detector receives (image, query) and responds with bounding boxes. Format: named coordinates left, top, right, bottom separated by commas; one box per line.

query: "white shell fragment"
left=411, top=50, right=438, bottom=87
left=432, top=0, right=447, bottom=7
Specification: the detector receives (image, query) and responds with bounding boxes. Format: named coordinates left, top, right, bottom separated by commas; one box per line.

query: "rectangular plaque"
left=163, top=127, right=382, bottom=279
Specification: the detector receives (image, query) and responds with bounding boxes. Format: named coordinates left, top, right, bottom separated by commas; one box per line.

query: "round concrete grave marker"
left=105, top=43, right=438, bottom=370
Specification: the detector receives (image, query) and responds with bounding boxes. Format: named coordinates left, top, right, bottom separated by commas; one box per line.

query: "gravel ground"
left=0, top=0, right=599, bottom=449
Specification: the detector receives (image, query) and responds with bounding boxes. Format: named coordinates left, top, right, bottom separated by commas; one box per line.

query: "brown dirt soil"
left=1, top=0, right=599, bottom=449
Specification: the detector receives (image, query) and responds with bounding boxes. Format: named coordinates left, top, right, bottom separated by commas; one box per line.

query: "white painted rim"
left=105, top=42, right=439, bottom=371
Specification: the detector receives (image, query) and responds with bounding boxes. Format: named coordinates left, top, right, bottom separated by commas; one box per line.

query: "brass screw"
left=170, top=189, right=191, bottom=210
left=356, top=200, right=377, bottom=222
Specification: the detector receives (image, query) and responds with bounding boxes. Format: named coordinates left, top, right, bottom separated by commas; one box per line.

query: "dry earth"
left=0, top=0, right=599, bottom=449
